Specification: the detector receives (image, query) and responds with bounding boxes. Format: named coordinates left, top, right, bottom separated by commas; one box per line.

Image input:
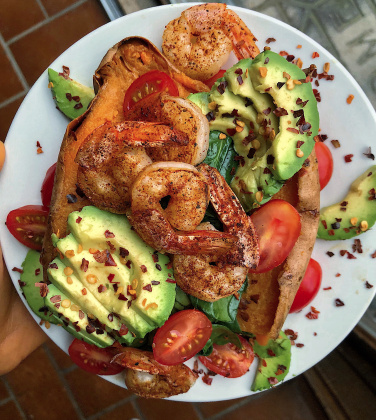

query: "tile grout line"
left=0, top=33, right=29, bottom=91
left=206, top=395, right=256, bottom=420
left=0, top=91, right=28, bottom=111
left=34, top=0, right=49, bottom=19
left=43, top=343, right=87, bottom=420
left=0, top=376, right=28, bottom=420
left=86, top=395, right=139, bottom=420
left=6, top=0, right=89, bottom=46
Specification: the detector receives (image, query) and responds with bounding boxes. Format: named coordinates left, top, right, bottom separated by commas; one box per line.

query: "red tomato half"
left=68, top=339, right=124, bottom=375
left=315, top=141, right=333, bottom=190
left=204, top=69, right=226, bottom=88
left=199, top=335, right=254, bottom=378
left=290, top=258, right=322, bottom=313
left=123, top=70, right=179, bottom=113
left=249, top=199, right=301, bottom=273
left=41, top=162, right=57, bottom=207
left=6, top=205, right=49, bottom=250
left=153, top=309, right=212, bottom=366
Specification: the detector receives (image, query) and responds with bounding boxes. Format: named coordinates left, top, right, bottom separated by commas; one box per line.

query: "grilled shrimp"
left=162, top=3, right=260, bottom=81
left=198, top=163, right=260, bottom=269
left=111, top=347, right=197, bottom=398
left=75, top=121, right=188, bottom=213
left=173, top=222, right=247, bottom=301
left=126, top=92, right=209, bottom=165
left=129, top=162, right=236, bottom=254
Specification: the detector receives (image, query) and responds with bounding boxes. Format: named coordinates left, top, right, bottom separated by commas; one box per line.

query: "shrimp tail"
left=198, top=163, right=260, bottom=269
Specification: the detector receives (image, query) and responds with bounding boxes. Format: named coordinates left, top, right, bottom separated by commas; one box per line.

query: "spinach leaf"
left=203, top=130, right=238, bottom=184
left=189, top=280, right=247, bottom=330
left=200, top=324, right=242, bottom=356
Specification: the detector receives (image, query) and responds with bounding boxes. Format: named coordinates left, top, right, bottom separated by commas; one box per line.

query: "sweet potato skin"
left=237, top=150, right=320, bottom=339
left=41, top=37, right=209, bottom=271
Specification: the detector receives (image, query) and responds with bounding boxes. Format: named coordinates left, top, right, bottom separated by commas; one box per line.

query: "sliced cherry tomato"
left=315, top=141, right=333, bottom=190
left=204, top=69, right=226, bottom=88
left=153, top=309, right=212, bottom=366
left=6, top=205, right=48, bottom=250
left=199, top=335, right=254, bottom=378
left=249, top=199, right=301, bottom=274
left=289, top=258, right=322, bottom=313
left=68, top=339, right=124, bottom=375
left=41, top=162, right=57, bottom=207
left=123, top=70, right=179, bottom=113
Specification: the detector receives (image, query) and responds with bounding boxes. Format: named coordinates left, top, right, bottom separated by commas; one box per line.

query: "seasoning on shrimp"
left=162, top=3, right=260, bottom=81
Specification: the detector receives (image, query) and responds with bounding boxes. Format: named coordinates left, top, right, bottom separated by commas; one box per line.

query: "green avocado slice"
left=48, top=68, right=94, bottom=120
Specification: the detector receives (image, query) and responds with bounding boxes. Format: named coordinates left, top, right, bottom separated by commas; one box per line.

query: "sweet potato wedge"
left=41, top=37, right=209, bottom=270
left=237, top=150, right=320, bottom=339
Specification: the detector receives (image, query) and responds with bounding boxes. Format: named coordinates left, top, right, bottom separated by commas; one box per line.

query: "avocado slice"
left=249, top=50, right=319, bottom=181
left=189, top=52, right=318, bottom=211
left=251, top=331, right=291, bottom=391
left=45, top=284, right=115, bottom=348
left=318, top=165, right=376, bottom=240
left=48, top=206, right=176, bottom=342
left=48, top=68, right=94, bottom=120
left=19, top=250, right=58, bottom=324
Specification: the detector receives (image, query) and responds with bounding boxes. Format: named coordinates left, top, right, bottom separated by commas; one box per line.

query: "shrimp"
left=162, top=3, right=260, bottom=81
left=129, top=162, right=236, bottom=254
left=198, top=163, right=260, bottom=269
left=111, top=347, right=197, bottom=399
left=173, top=222, right=248, bottom=301
left=126, top=92, right=209, bottom=165
left=75, top=121, right=189, bottom=213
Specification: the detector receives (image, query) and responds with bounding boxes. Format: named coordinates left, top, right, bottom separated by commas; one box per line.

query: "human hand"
left=0, top=244, right=48, bottom=375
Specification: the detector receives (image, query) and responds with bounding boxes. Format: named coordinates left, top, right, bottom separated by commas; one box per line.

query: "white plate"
left=0, top=3, right=375, bottom=402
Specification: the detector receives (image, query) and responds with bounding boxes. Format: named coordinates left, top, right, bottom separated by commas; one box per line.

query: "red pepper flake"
left=36, top=283, right=49, bottom=298
left=226, top=128, right=236, bottom=136
left=104, top=230, right=115, bottom=238
left=344, top=154, right=353, bottom=163
left=267, top=349, right=276, bottom=357
left=76, top=216, right=82, bottom=224
left=365, top=281, right=373, bottom=289
left=66, top=93, right=72, bottom=101
left=125, top=260, right=132, bottom=269
left=49, top=262, right=58, bottom=269
left=312, top=51, right=320, bottom=58
left=12, top=267, right=23, bottom=273
left=106, top=241, right=116, bottom=253
left=266, top=37, right=276, bottom=44
left=74, top=103, right=83, bottom=109
left=296, top=343, right=305, bottom=348
left=143, top=284, right=152, bottom=292
left=82, top=288, right=87, bottom=295
left=155, top=264, right=162, bottom=271
left=79, top=310, right=84, bottom=320
left=287, top=127, right=299, bottom=134
left=140, top=265, right=147, bottom=273
left=363, top=147, right=374, bottom=160
left=347, top=252, right=357, bottom=260
left=152, top=253, right=159, bottom=263
left=98, top=284, right=106, bottom=293
left=80, top=258, right=89, bottom=272
left=202, top=374, right=213, bottom=385
left=119, top=247, right=129, bottom=258
left=328, top=230, right=335, bottom=236
left=166, top=278, right=176, bottom=284
left=119, top=324, right=129, bottom=336
left=335, top=273, right=341, bottom=277
left=18, top=280, right=26, bottom=287
left=339, top=250, right=347, bottom=257
left=165, top=261, right=173, bottom=270
left=346, top=94, right=354, bottom=104
left=323, top=287, right=332, bottom=291
left=50, top=295, right=61, bottom=303
left=306, top=309, right=319, bottom=319
left=321, top=220, right=328, bottom=230
left=118, top=293, right=128, bottom=301
left=331, top=139, right=341, bottom=148
left=335, top=298, right=345, bottom=307
left=371, top=250, right=376, bottom=258
left=35, top=268, right=41, bottom=276
left=275, top=365, right=286, bottom=375
left=268, top=377, right=278, bottom=385
left=311, top=306, right=320, bottom=314
left=72, top=95, right=80, bottom=102
left=279, top=50, right=288, bottom=56
left=326, top=251, right=334, bottom=257
left=262, top=359, right=267, bottom=367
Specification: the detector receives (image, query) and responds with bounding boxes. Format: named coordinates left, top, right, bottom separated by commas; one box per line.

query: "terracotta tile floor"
left=0, top=1, right=373, bottom=419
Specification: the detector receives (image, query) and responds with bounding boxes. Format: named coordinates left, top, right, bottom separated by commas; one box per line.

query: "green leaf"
left=189, top=280, right=247, bottom=327
left=251, top=331, right=292, bottom=391
left=200, top=324, right=242, bottom=356
left=203, top=130, right=238, bottom=184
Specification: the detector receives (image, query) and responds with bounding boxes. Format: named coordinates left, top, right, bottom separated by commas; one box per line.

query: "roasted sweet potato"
left=237, top=150, right=320, bottom=339
left=41, top=37, right=209, bottom=271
